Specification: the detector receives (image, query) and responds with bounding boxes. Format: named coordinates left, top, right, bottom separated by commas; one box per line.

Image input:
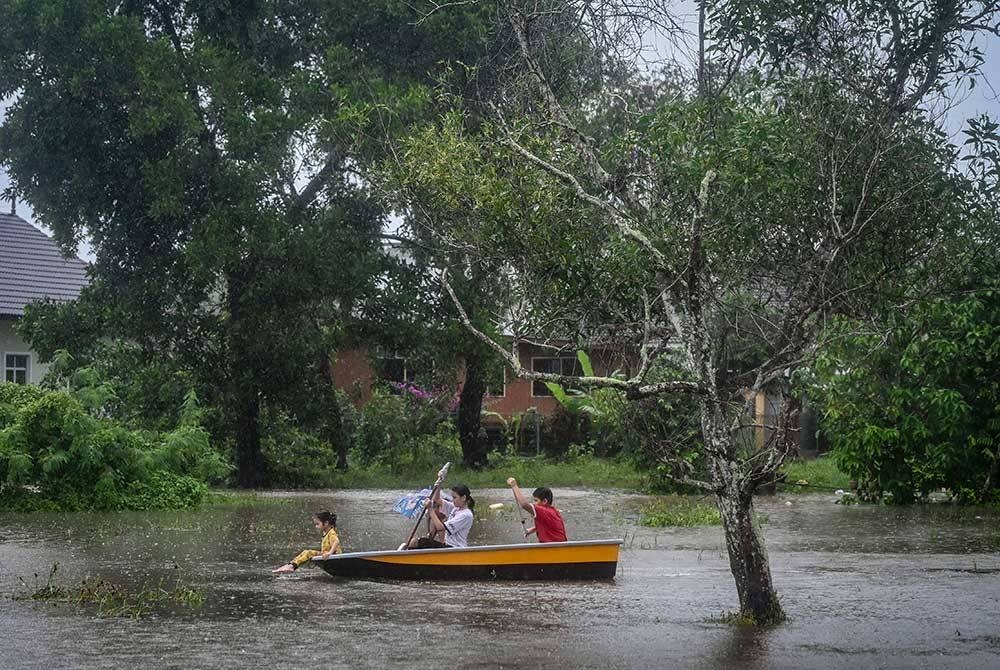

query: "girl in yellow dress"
left=272, top=510, right=342, bottom=573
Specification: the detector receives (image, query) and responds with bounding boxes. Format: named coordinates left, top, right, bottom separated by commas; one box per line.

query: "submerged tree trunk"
left=457, top=353, right=488, bottom=468
left=716, top=480, right=784, bottom=624
left=705, top=405, right=785, bottom=624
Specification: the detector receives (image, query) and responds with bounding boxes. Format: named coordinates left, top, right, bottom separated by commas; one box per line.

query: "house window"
left=531, top=356, right=583, bottom=396
left=485, top=367, right=507, bottom=398
left=376, top=352, right=418, bottom=386
left=4, top=353, right=30, bottom=384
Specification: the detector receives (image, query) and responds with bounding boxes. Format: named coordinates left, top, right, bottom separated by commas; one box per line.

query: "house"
left=0, top=211, right=89, bottom=384
left=332, top=338, right=808, bottom=457
left=331, top=340, right=633, bottom=419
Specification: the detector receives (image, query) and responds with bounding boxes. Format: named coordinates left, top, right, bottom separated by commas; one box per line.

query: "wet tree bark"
left=982, top=442, right=1000, bottom=500
left=716, top=478, right=783, bottom=623
left=319, top=353, right=349, bottom=471
left=331, top=393, right=349, bottom=471
left=233, top=389, right=264, bottom=488
left=228, top=268, right=265, bottom=488
left=457, top=353, right=488, bottom=468
left=705, top=406, right=785, bottom=624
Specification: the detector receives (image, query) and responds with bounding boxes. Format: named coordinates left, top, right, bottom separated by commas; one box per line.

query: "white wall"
left=0, top=319, right=48, bottom=384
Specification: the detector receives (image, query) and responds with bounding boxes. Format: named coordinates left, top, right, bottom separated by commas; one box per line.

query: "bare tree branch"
left=441, top=268, right=706, bottom=397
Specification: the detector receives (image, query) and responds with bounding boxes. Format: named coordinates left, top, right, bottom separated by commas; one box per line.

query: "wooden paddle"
left=400, top=462, right=450, bottom=550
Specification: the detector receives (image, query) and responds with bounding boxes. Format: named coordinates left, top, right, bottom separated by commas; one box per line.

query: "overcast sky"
left=1, top=22, right=998, bottom=264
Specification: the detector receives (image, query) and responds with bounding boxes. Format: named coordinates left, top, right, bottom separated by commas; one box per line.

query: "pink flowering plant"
left=388, top=382, right=459, bottom=413
left=355, top=384, right=459, bottom=470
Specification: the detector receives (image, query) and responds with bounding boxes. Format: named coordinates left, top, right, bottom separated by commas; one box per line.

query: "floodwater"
left=2, top=490, right=999, bottom=669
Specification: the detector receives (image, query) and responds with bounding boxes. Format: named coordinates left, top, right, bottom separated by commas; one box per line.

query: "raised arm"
left=506, top=477, right=533, bottom=514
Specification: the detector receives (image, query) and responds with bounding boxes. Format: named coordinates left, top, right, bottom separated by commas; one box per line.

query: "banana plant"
left=543, top=350, right=603, bottom=418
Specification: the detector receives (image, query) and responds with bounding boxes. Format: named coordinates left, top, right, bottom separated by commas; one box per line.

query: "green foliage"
left=15, top=563, right=205, bottom=618
left=260, top=409, right=342, bottom=489
left=352, top=387, right=460, bottom=472
left=0, top=382, right=46, bottom=410
left=808, top=291, right=1000, bottom=503
left=119, top=471, right=208, bottom=511
left=0, top=379, right=228, bottom=511
left=639, top=496, right=722, bottom=527
left=778, top=457, right=852, bottom=493
left=0, top=0, right=501, bottom=487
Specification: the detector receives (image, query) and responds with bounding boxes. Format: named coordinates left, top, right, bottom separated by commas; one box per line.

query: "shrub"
left=261, top=411, right=340, bottom=488
left=0, top=382, right=228, bottom=511
left=352, top=386, right=452, bottom=470
left=122, top=471, right=208, bottom=510
left=807, top=293, right=1000, bottom=504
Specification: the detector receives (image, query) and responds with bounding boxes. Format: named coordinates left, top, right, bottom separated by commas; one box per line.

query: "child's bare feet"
left=271, top=563, right=295, bottom=573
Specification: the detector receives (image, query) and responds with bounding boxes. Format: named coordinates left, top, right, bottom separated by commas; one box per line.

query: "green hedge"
left=0, top=383, right=229, bottom=511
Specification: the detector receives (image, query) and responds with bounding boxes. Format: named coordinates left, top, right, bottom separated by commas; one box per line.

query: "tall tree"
left=0, top=0, right=495, bottom=486
left=401, top=0, right=997, bottom=623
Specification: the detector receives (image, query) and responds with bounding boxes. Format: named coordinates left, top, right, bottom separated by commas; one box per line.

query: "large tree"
left=0, top=0, right=495, bottom=486
left=400, top=0, right=998, bottom=623
left=360, top=232, right=505, bottom=469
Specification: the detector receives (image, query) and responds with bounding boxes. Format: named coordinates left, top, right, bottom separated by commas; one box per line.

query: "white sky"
left=1, top=19, right=997, bottom=265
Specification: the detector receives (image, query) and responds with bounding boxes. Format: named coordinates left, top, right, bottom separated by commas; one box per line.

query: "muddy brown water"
left=2, top=490, right=999, bottom=669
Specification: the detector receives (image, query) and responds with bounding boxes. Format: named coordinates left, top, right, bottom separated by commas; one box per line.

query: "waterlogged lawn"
left=778, top=456, right=852, bottom=493
left=319, top=455, right=646, bottom=491
left=314, top=454, right=847, bottom=497
left=639, top=495, right=722, bottom=527
left=212, top=454, right=847, bottom=497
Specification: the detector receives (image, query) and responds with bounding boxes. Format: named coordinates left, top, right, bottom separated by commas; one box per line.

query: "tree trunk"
left=331, top=395, right=349, bottom=471
left=228, top=268, right=265, bottom=488
left=457, top=353, right=488, bottom=468
left=318, top=353, right=349, bottom=471
left=981, top=441, right=1000, bottom=500
left=703, top=399, right=785, bottom=625
left=716, top=477, right=785, bottom=624
left=234, top=390, right=264, bottom=488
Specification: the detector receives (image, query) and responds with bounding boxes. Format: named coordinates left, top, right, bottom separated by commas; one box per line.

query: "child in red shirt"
left=506, top=477, right=568, bottom=542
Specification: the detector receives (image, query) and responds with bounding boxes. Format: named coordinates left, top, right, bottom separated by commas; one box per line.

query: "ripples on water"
left=2, top=490, right=999, bottom=669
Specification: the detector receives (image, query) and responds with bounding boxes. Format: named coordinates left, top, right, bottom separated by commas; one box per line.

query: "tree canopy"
left=0, top=0, right=499, bottom=486
left=388, top=0, right=999, bottom=624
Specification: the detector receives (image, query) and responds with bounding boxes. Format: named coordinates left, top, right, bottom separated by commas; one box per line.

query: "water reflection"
left=2, top=491, right=999, bottom=669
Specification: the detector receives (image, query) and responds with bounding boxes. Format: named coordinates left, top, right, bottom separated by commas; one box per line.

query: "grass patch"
left=14, top=563, right=205, bottom=618
left=778, top=456, right=851, bottom=493
left=639, top=495, right=722, bottom=527
left=318, top=455, right=645, bottom=491
left=706, top=605, right=787, bottom=627
left=206, top=491, right=296, bottom=507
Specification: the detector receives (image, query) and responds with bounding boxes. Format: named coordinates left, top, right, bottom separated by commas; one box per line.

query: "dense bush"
left=808, top=292, right=1000, bottom=504
left=261, top=409, right=343, bottom=488
left=0, top=382, right=229, bottom=511
left=353, top=386, right=459, bottom=472
left=524, top=353, right=707, bottom=490
left=39, top=347, right=207, bottom=432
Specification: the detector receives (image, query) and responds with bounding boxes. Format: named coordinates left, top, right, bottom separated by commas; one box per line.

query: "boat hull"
left=313, top=539, right=622, bottom=581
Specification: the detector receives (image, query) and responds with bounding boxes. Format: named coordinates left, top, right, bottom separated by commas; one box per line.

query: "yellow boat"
left=313, top=539, right=622, bottom=580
